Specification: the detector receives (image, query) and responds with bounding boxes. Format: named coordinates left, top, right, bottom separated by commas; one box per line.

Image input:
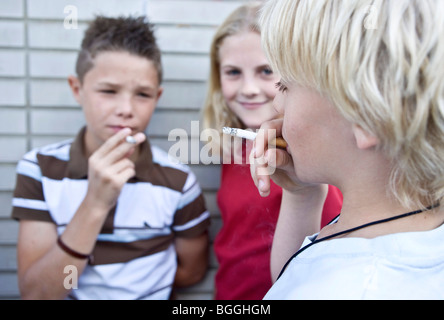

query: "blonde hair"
left=260, top=0, right=444, bottom=209
left=202, top=1, right=264, bottom=153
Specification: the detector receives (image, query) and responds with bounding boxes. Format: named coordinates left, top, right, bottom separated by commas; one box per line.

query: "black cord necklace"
left=277, top=203, right=440, bottom=280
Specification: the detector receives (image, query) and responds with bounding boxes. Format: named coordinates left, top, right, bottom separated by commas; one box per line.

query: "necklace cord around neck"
left=276, top=203, right=440, bottom=281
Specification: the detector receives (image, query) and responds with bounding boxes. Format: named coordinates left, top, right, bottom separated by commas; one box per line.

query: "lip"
left=107, top=125, right=136, bottom=133
left=238, top=101, right=268, bottom=110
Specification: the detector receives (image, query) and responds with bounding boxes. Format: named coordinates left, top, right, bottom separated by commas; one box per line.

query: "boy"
left=11, top=16, right=210, bottom=300
left=251, top=0, right=444, bottom=299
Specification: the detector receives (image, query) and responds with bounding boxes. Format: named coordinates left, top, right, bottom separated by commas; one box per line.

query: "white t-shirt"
left=264, top=222, right=444, bottom=300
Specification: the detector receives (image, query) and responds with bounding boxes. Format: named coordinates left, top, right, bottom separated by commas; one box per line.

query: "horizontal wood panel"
left=0, top=0, right=23, bottom=18
left=27, top=0, right=146, bottom=20
left=0, top=0, right=249, bottom=300
left=0, top=272, right=19, bottom=297
left=27, top=22, right=216, bottom=55
left=0, top=245, right=17, bottom=271
left=146, top=1, right=243, bottom=26
left=0, top=192, right=13, bottom=218
left=0, top=220, right=19, bottom=244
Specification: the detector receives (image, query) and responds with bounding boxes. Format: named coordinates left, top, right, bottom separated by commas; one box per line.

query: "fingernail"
left=122, top=127, right=131, bottom=135
left=258, top=179, right=265, bottom=191
left=136, top=132, right=146, bottom=140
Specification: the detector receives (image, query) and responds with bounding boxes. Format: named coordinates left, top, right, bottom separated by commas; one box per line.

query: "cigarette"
left=125, top=135, right=137, bottom=144
left=222, top=127, right=287, bottom=149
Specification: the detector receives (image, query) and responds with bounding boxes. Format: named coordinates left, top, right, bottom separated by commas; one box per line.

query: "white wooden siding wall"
left=0, top=0, right=248, bottom=300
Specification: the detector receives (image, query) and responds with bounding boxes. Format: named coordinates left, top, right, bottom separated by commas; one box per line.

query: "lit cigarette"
left=125, top=135, right=137, bottom=144
left=222, top=127, right=287, bottom=149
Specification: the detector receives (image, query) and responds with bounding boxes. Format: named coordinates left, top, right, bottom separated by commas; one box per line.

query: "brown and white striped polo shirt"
left=11, top=127, right=210, bottom=299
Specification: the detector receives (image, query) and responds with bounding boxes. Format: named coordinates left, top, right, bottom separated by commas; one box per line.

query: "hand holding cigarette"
left=86, top=128, right=145, bottom=210
left=244, top=119, right=307, bottom=198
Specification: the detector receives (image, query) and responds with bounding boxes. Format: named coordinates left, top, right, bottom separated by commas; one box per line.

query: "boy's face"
left=69, top=51, right=163, bottom=154
left=274, top=82, right=354, bottom=185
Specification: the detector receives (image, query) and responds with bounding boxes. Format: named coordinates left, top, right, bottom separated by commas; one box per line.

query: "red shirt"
left=214, top=163, right=343, bottom=300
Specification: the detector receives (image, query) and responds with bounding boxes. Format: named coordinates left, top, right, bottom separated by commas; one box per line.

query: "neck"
left=321, top=187, right=443, bottom=240
left=323, top=134, right=444, bottom=239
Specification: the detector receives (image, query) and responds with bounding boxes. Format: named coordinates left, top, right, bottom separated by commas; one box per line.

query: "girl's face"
left=219, top=31, right=280, bottom=129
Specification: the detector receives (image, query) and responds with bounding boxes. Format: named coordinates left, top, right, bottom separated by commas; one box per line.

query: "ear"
left=67, top=75, right=82, bottom=105
left=352, top=124, right=380, bottom=150
left=156, top=86, right=164, bottom=101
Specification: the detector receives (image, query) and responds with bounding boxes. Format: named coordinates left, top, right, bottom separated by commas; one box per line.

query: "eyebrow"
left=256, top=64, right=272, bottom=70
left=220, top=64, right=240, bottom=69
left=96, top=82, right=156, bottom=91
left=135, top=85, right=157, bottom=92
left=220, top=64, right=271, bottom=69
left=96, top=81, right=120, bottom=88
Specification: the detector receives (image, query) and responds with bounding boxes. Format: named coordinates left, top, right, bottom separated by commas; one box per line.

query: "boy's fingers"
left=256, top=153, right=273, bottom=197
left=252, top=118, right=284, bottom=158
left=131, top=132, right=146, bottom=144
left=96, top=131, right=146, bottom=166
left=249, top=146, right=272, bottom=197
left=109, top=158, right=135, bottom=176
left=105, top=133, right=145, bottom=165
left=114, top=165, right=136, bottom=186
left=253, top=129, right=267, bottom=159
left=258, top=177, right=271, bottom=197
left=94, top=128, right=132, bottom=158
left=125, top=132, right=146, bottom=145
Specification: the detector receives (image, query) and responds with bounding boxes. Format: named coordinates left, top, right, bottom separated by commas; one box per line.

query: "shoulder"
left=150, top=145, right=198, bottom=193
left=13, top=140, right=72, bottom=223
left=151, top=145, right=191, bottom=173
left=21, top=139, right=73, bottom=163
left=268, top=227, right=444, bottom=299
left=17, top=139, right=73, bottom=180
left=37, top=139, right=73, bottom=159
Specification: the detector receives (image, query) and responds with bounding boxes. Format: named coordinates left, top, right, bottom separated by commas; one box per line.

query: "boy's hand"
left=86, top=128, right=146, bottom=211
left=249, top=118, right=313, bottom=197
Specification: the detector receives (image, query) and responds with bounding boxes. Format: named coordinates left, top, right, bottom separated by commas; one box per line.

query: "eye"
left=227, top=69, right=241, bottom=76
left=275, top=81, right=288, bottom=93
left=222, top=67, right=241, bottom=77
left=100, top=89, right=116, bottom=94
left=138, top=92, right=152, bottom=98
left=261, top=67, right=273, bottom=76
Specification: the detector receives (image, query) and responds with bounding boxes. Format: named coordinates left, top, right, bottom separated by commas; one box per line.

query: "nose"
left=240, top=75, right=260, bottom=98
left=115, top=96, right=134, bottom=118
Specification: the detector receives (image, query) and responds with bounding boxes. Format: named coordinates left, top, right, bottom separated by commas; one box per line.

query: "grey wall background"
left=0, top=0, right=250, bottom=299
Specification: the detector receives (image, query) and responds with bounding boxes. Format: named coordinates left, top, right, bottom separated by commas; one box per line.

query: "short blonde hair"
left=260, top=0, right=444, bottom=209
left=202, top=1, right=264, bottom=152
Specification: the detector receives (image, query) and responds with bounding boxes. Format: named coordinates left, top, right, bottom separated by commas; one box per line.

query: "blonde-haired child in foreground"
left=203, top=1, right=342, bottom=300
left=252, top=0, right=444, bottom=299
